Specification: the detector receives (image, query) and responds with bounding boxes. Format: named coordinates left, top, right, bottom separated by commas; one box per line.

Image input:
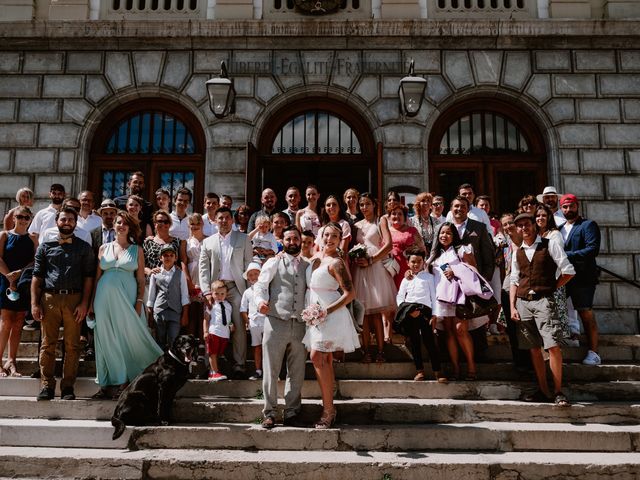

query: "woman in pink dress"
left=388, top=204, right=425, bottom=290
left=351, top=193, right=396, bottom=363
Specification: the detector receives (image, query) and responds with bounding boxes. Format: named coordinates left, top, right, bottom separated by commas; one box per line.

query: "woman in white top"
left=185, top=213, right=206, bottom=338
left=295, top=185, right=322, bottom=237
left=535, top=204, right=571, bottom=341
left=427, top=222, right=478, bottom=381
left=316, top=195, right=351, bottom=255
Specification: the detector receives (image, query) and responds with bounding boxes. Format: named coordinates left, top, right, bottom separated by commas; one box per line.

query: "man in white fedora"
left=536, top=186, right=565, bottom=226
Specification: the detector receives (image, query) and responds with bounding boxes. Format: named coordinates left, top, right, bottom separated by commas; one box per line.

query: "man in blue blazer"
left=559, top=194, right=601, bottom=365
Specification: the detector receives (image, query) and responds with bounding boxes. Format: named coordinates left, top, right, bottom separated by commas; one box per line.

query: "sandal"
left=434, top=371, right=448, bottom=383
left=0, top=366, right=7, bottom=378
left=3, top=361, right=21, bottom=377
left=523, top=389, right=551, bottom=403
left=413, top=371, right=425, bottom=381
left=554, top=392, right=570, bottom=407
left=314, top=408, right=337, bottom=429
left=375, top=352, right=385, bottom=363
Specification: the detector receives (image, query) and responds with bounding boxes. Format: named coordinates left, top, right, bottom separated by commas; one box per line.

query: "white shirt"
left=510, top=235, right=575, bottom=287
left=202, top=213, right=218, bottom=237
left=431, top=214, right=446, bottom=226
left=447, top=206, right=493, bottom=237
left=146, top=265, right=190, bottom=309
left=99, top=226, right=116, bottom=244
left=553, top=209, right=566, bottom=228
left=560, top=221, right=574, bottom=243
left=240, top=285, right=266, bottom=328
left=452, top=218, right=468, bottom=239
left=169, top=211, right=190, bottom=241
left=28, top=205, right=58, bottom=241
left=41, top=225, right=92, bottom=245
left=218, top=231, right=234, bottom=281
left=77, top=212, right=102, bottom=232
left=206, top=300, right=233, bottom=338
left=396, top=271, right=437, bottom=310
left=252, top=230, right=279, bottom=253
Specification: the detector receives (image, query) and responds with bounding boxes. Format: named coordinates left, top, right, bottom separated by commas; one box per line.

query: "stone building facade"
left=0, top=1, right=639, bottom=335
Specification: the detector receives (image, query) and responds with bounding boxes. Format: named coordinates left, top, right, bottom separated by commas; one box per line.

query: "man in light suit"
left=199, top=206, right=253, bottom=375
left=254, top=226, right=309, bottom=429
left=559, top=193, right=602, bottom=365
left=433, top=195, right=496, bottom=359
left=90, top=199, right=118, bottom=258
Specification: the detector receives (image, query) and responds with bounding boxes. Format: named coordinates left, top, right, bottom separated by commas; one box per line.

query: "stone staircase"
left=1, top=328, right=639, bottom=479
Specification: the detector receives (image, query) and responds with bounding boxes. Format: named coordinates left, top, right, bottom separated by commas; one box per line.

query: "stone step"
left=1, top=418, right=639, bottom=453
left=4, top=374, right=640, bottom=401
left=12, top=359, right=640, bottom=382
left=11, top=338, right=640, bottom=362
left=1, top=447, right=639, bottom=480
left=1, top=395, right=638, bottom=425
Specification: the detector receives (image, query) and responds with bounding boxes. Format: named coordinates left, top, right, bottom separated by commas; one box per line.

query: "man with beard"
left=537, top=186, right=565, bottom=227
left=199, top=207, right=253, bottom=376
left=114, top=171, right=152, bottom=228
left=29, top=183, right=66, bottom=242
left=254, top=226, right=309, bottom=429
left=559, top=194, right=602, bottom=365
left=40, top=198, right=92, bottom=246
left=89, top=199, right=118, bottom=256
left=247, top=188, right=278, bottom=232
left=31, top=207, right=95, bottom=401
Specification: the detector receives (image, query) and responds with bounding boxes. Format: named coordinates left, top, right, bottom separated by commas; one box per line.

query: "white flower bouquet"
left=301, top=303, right=328, bottom=327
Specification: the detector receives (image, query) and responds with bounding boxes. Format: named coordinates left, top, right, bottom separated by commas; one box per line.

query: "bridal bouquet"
left=301, top=303, right=327, bottom=327
left=348, top=243, right=368, bottom=260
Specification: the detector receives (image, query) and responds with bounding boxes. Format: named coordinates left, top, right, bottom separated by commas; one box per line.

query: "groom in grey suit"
left=255, top=226, right=309, bottom=428
left=199, top=206, right=253, bottom=373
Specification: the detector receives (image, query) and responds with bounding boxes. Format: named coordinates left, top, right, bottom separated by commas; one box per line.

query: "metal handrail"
left=598, top=265, right=640, bottom=290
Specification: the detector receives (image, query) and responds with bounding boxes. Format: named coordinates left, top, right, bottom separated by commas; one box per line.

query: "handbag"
left=381, top=255, right=400, bottom=276
left=455, top=295, right=500, bottom=320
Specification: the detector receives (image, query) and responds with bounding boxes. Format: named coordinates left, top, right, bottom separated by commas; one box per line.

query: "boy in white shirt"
left=146, top=244, right=190, bottom=349
left=249, top=215, right=278, bottom=262
left=203, top=280, right=234, bottom=382
left=239, top=262, right=266, bottom=380
left=396, top=247, right=446, bottom=383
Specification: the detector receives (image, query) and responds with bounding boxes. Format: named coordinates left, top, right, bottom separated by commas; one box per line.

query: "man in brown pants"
left=31, top=206, right=95, bottom=401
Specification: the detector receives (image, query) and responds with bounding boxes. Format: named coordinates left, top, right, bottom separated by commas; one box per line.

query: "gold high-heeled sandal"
left=314, top=408, right=337, bottom=429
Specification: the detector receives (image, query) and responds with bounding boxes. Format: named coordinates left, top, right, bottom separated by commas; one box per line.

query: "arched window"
left=428, top=99, right=546, bottom=214
left=248, top=98, right=378, bottom=209
left=438, top=112, right=529, bottom=155
left=90, top=99, right=205, bottom=209
left=271, top=111, right=362, bottom=155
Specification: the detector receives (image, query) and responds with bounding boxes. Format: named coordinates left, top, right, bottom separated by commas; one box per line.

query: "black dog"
left=111, top=335, right=197, bottom=440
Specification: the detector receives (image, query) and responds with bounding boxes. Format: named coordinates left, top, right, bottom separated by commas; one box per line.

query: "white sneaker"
left=582, top=350, right=601, bottom=366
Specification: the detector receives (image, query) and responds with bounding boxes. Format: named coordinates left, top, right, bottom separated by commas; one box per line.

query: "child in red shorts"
left=203, top=280, right=234, bottom=382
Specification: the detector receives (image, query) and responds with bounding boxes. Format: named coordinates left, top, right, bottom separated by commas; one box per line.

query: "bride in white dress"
left=303, top=222, right=359, bottom=428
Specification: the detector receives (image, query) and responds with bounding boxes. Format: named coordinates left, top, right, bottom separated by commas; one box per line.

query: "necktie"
left=58, top=237, right=72, bottom=245
left=107, top=229, right=115, bottom=242
left=220, top=302, right=227, bottom=326
left=293, top=255, right=300, bottom=269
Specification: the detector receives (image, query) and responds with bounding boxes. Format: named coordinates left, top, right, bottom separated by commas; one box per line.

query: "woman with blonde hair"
left=4, top=187, right=34, bottom=231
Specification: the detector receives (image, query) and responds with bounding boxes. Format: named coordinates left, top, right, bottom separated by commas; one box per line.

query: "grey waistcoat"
left=153, top=269, right=183, bottom=315
left=268, top=256, right=308, bottom=322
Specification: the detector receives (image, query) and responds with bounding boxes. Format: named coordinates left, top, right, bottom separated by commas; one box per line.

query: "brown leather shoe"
left=261, top=416, right=276, bottom=429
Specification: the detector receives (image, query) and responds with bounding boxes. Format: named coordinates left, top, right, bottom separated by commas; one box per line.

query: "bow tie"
left=58, top=237, right=73, bottom=245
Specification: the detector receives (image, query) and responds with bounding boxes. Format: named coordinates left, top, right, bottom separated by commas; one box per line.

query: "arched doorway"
left=428, top=98, right=547, bottom=214
left=89, top=98, right=206, bottom=210
left=251, top=98, right=379, bottom=208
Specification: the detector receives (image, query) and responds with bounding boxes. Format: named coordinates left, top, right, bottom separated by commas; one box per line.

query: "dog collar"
left=168, top=349, right=187, bottom=365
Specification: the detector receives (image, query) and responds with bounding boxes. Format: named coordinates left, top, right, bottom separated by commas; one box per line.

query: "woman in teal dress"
left=89, top=211, right=163, bottom=398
